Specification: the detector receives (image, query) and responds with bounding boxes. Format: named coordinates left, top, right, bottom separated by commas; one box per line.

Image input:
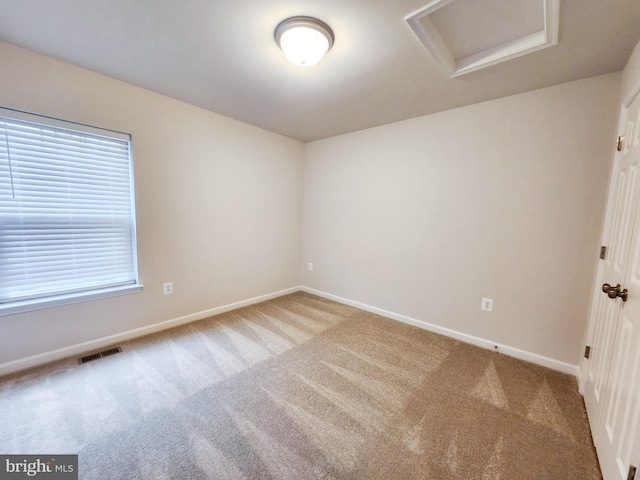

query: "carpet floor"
left=0, top=292, right=601, bottom=479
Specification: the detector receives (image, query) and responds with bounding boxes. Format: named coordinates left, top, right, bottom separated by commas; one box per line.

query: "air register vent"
left=78, top=346, right=122, bottom=364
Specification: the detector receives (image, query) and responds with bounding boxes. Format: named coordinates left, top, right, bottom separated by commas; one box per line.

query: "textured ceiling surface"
left=0, top=0, right=639, bottom=142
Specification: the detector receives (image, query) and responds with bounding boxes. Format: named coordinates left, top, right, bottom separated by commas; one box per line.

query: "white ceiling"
left=0, top=0, right=638, bottom=142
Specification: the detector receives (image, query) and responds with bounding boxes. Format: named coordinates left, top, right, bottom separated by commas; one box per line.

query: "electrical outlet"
left=308, top=262, right=313, bottom=271
left=163, top=282, right=173, bottom=295
left=481, top=298, right=493, bottom=311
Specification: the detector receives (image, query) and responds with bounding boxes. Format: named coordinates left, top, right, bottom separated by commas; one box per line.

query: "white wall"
left=0, top=41, right=304, bottom=367
left=0, top=39, right=625, bottom=373
left=302, top=74, right=621, bottom=366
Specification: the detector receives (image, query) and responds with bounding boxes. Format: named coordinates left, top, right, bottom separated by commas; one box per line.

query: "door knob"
left=602, top=283, right=629, bottom=302
left=602, top=283, right=619, bottom=298
left=618, top=288, right=629, bottom=302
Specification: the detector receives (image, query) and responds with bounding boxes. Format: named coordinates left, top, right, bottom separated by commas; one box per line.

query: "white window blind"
left=0, top=108, right=139, bottom=307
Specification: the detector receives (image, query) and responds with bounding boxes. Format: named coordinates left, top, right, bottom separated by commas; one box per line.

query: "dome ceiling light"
left=274, top=16, right=334, bottom=67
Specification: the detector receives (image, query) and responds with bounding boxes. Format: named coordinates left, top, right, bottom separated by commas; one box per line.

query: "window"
left=0, top=107, right=140, bottom=315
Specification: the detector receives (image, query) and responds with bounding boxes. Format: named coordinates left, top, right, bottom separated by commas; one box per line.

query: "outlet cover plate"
left=481, top=298, right=493, bottom=311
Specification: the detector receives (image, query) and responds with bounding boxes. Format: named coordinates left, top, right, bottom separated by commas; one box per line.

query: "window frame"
left=0, top=107, right=142, bottom=316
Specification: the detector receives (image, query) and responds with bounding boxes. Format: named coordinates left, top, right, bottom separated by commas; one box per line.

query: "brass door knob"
left=602, top=283, right=628, bottom=302
left=618, top=288, right=629, bottom=302
left=602, top=283, right=617, bottom=297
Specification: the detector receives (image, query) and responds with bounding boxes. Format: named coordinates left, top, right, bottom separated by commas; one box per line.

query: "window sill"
left=0, top=284, right=143, bottom=317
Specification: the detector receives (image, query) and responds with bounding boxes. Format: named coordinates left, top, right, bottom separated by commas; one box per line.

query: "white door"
left=595, top=90, right=640, bottom=480
left=583, top=92, right=640, bottom=443
left=583, top=90, right=640, bottom=480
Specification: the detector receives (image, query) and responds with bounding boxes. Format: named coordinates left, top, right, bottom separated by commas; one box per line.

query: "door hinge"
left=618, top=136, right=624, bottom=152
left=584, top=345, right=591, bottom=359
left=600, top=246, right=607, bottom=260
left=627, top=465, right=636, bottom=480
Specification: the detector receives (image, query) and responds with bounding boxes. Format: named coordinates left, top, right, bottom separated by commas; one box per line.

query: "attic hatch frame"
left=405, top=0, right=560, bottom=78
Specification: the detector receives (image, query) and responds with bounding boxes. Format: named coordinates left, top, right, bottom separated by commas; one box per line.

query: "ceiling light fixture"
left=274, top=16, right=334, bottom=67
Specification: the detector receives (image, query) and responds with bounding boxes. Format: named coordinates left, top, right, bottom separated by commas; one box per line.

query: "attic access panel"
left=406, top=0, right=559, bottom=78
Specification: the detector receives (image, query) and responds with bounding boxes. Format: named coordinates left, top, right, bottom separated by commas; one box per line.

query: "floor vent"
left=78, top=346, right=122, bottom=365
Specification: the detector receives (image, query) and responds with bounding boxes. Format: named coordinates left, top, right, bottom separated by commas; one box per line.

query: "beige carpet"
left=0, top=292, right=601, bottom=479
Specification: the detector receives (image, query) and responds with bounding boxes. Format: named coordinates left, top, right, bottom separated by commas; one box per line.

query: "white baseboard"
left=0, top=286, right=303, bottom=377
left=1, top=285, right=581, bottom=380
left=302, top=287, right=581, bottom=379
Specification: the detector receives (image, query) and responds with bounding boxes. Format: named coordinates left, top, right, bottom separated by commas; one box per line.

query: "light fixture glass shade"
left=275, top=16, right=334, bottom=67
